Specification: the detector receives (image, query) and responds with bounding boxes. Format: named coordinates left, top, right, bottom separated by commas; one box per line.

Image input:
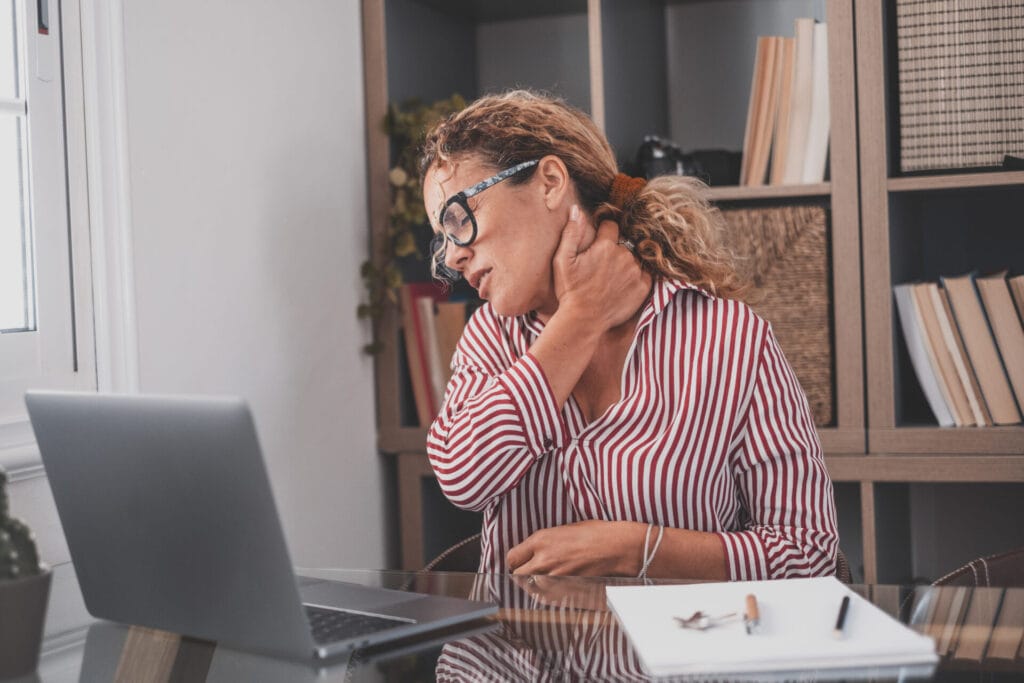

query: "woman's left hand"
left=506, top=520, right=644, bottom=577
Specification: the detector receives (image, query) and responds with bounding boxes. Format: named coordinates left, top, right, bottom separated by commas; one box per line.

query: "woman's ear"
left=536, top=155, right=572, bottom=211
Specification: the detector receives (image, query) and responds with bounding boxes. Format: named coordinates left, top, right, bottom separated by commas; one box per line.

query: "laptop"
left=25, top=391, right=496, bottom=660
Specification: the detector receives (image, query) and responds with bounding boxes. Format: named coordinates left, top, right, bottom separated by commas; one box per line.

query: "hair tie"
left=609, top=173, right=646, bottom=209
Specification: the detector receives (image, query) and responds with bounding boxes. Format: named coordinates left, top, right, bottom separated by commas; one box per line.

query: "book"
left=942, top=273, right=1022, bottom=425
left=753, top=36, right=785, bottom=186
left=605, top=577, right=937, bottom=677
left=934, top=286, right=992, bottom=427
left=894, top=284, right=954, bottom=427
left=975, top=272, right=1024, bottom=410
left=1008, top=275, right=1024, bottom=323
left=740, top=36, right=779, bottom=186
left=802, top=21, right=830, bottom=183
left=987, top=588, right=1024, bottom=660
left=782, top=17, right=815, bottom=184
left=399, top=282, right=448, bottom=427
left=912, top=283, right=971, bottom=427
left=768, top=37, right=796, bottom=185
left=952, top=586, right=1002, bottom=661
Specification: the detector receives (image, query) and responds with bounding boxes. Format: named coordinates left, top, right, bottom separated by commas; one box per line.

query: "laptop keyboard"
left=304, top=604, right=412, bottom=645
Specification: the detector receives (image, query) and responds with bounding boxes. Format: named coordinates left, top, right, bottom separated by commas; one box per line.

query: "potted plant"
left=0, top=466, right=50, bottom=680
left=359, top=94, right=465, bottom=354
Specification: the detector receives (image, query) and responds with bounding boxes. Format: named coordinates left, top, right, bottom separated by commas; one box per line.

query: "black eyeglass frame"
left=436, top=159, right=540, bottom=249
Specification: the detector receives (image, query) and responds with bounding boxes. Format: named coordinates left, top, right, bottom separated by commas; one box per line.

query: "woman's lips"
left=471, top=268, right=493, bottom=296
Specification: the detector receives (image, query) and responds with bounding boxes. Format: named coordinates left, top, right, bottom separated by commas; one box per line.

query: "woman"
left=421, top=90, right=837, bottom=581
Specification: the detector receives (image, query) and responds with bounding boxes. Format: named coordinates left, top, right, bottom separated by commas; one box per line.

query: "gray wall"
left=386, top=0, right=478, bottom=104
left=666, top=0, right=826, bottom=151
left=477, top=12, right=590, bottom=113
left=120, top=0, right=383, bottom=570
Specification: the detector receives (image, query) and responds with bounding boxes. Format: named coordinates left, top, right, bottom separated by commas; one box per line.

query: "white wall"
left=118, top=0, right=383, bottom=568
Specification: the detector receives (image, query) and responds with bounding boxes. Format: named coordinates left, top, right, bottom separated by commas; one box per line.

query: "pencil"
left=834, top=595, right=850, bottom=639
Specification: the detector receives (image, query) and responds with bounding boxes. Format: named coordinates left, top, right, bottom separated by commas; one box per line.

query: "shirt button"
left=543, top=437, right=553, bottom=448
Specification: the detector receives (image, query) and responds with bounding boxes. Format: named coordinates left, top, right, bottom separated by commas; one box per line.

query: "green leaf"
left=393, top=231, right=417, bottom=258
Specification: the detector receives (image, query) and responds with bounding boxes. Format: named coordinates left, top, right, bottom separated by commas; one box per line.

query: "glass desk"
left=35, top=562, right=1024, bottom=682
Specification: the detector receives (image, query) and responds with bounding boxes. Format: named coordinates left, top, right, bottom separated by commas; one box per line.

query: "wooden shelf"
left=368, top=0, right=1023, bottom=584
left=887, top=170, right=1024, bottom=193
left=826, top=454, right=1024, bottom=482
left=819, top=427, right=866, bottom=454
left=704, top=182, right=831, bottom=202
left=869, top=426, right=1024, bottom=455
left=379, top=425, right=429, bottom=454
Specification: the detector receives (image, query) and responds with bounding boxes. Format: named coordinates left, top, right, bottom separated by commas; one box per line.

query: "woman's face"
left=423, top=155, right=569, bottom=318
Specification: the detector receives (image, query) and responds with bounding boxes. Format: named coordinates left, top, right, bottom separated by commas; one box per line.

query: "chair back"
left=932, top=547, right=1024, bottom=587
left=422, top=533, right=482, bottom=573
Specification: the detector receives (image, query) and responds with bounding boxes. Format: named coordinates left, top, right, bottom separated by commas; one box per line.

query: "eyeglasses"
left=430, top=159, right=539, bottom=279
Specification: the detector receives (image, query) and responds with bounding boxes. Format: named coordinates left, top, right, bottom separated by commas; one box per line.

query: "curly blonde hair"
left=420, top=90, right=750, bottom=299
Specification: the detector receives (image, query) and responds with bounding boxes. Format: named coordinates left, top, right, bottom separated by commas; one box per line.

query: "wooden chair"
left=423, top=533, right=855, bottom=584
left=931, top=547, right=1024, bottom=588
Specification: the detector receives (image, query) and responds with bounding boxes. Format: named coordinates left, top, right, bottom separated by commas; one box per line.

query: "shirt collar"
left=518, top=278, right=714, bottom=339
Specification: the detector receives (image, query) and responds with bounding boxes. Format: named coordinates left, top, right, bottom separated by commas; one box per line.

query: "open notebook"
left=606, top=577, right=937, bottom=678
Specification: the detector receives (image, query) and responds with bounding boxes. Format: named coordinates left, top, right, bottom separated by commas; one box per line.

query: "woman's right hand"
left=553, top=205, right=652, bottom=332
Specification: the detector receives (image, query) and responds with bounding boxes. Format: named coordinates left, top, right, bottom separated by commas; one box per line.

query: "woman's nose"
left=444, top=242, right=469, bottom=272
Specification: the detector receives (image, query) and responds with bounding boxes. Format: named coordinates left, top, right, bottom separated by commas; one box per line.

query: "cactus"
left=0, top=466, right=41, bottom=580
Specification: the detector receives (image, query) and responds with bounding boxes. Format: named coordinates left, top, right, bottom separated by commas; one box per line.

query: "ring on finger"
left=617, top=238, right=636, bottom=252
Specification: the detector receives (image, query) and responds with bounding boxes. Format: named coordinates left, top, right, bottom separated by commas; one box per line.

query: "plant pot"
left=0, top=568, right=52, bottom=680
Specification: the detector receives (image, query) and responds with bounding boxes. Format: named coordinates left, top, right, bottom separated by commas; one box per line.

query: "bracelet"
left=637, top=524, right=664, bottom=579
left=637, top=523, right=653, bottom=578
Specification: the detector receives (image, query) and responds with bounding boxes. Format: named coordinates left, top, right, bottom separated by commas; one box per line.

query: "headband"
left=609, top=173, right=647, bottom=209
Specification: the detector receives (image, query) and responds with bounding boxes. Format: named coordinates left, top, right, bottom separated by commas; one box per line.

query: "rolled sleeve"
left=723, top=327, right=839, bottom=580
left=496, top=352, right=567, bottom=457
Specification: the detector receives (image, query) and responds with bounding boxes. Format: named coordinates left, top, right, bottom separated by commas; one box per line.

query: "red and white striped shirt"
left=427, top=279, right=838, bottom=580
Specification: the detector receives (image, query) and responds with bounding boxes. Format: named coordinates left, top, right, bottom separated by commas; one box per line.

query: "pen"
left=743, top=593, right=760, bottom=634
left=834, top=595, right=850, bottom=639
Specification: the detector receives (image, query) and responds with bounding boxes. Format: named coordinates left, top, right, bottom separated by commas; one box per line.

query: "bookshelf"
left=854, top=0, right=1024, bottom=584
left=362, top=0, right=1023, bottom=580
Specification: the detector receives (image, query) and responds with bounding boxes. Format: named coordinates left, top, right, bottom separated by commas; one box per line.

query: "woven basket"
left=721, top=205, right=834, bottom=427
left=895, top=0, right=1024, bottom=172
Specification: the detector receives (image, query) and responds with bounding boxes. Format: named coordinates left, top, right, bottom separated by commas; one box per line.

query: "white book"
left=606, top=577, right=937, bottom=677
left=782, top=17, right=815, bottom=184
left=894, top=284, right=954, bottom=427
left=802, top=21, right=830, bottom=183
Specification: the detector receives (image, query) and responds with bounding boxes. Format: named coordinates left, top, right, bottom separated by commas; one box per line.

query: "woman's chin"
left=489, top=297, right=529, bottom=318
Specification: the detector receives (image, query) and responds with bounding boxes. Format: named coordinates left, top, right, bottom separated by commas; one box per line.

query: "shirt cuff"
left=496, top=352, right=567, bottom=457
left=717, top=530, right=770, bottom=581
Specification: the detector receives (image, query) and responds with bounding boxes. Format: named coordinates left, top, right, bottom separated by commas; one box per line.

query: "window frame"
left=0, top=0, right=99, bottom=476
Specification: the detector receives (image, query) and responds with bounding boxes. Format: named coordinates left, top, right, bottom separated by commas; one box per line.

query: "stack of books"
left=893, top=272, right=1024, bottom=427
left=740, top=18, right=829, bottom=187
left=399, top=283, right=469, bottom=427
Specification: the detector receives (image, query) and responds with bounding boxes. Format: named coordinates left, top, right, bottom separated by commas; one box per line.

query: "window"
left=1, top=0, right=94, bottom=467
left=1, top=1, right=35, bottom=334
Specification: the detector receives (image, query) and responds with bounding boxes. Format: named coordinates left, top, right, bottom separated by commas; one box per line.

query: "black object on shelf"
left=634, top=135, right=741, bottom=187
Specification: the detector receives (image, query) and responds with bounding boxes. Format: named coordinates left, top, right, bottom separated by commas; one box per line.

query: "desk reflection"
left=37, top=566, right=1024, bottom=682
